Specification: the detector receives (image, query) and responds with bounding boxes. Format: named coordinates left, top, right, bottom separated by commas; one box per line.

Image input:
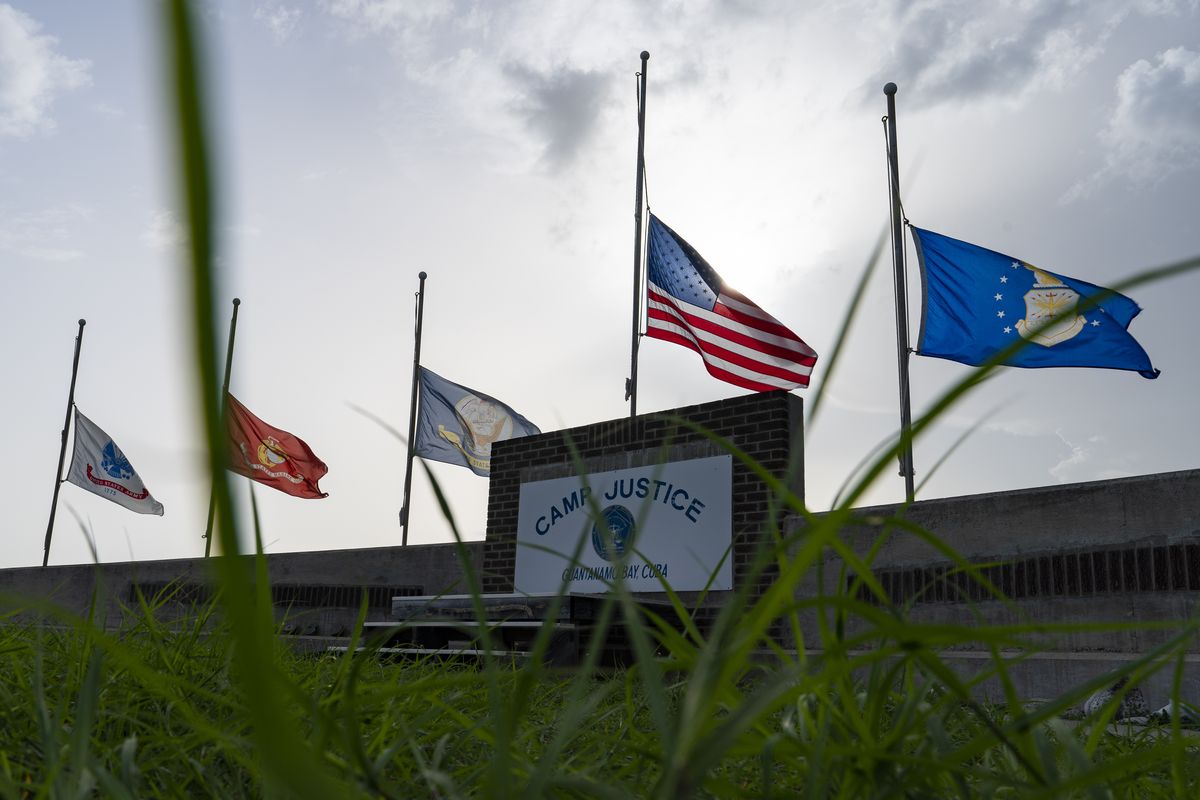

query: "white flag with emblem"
left=66, top=409, right=164, bottom=516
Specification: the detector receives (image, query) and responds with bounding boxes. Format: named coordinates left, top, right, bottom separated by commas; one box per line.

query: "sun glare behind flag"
left=911, top=227, right=1158, bottom=378
left=225, top=393, right=329, bottom=498
left=644, top=214, right=817, bottom=391
left=66, top=409, right=164, bottom=516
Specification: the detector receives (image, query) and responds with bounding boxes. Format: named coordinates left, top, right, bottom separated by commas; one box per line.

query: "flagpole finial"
left=640, top=50, right=649, bottom=60
left=232, top=297, right=241, bottom=307
left=419, top=271, right=427, bottom=280
left=78, top=319, right=86, bottom=327
left=884, top=82, right=898, bottom=95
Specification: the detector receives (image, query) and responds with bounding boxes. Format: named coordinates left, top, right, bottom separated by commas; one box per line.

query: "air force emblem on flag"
left=1015, top=266, right=1087, bottom=347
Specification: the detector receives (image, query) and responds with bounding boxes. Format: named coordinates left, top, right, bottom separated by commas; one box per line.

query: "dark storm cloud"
left=505, top=64, right=615, bottom=171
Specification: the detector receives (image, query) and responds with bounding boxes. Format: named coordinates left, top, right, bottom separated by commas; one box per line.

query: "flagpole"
left=400, top=271, right=427, bottom=547
left=42, top=319, right=86, bottom=568
left=204, top=297, right=241, bottom=557
left=626, top=50, right=649, bottom=418
left=884, top=82, right=915, bottom=502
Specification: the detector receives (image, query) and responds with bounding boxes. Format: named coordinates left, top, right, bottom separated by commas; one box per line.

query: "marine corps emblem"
left=1015, top=265, right=1087, bottom=347
left=257, top=436, right=289, bottom=468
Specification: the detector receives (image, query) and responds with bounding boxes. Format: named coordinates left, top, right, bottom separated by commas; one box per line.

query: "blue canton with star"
left=647, top=215, right=724, bottom=310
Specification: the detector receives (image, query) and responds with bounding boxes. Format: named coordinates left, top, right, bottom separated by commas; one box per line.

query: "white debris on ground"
left=1080, top=677, right=1200, bottom=734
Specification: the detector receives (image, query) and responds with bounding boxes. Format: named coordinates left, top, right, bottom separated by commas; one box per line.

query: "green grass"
left=0, top=586, right=1197, bottom=798
left=8, top=1, right=1200, bottom=797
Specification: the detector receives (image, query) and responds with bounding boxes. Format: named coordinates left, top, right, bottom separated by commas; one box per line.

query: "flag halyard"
left=645, top=214, right=817, bottom=391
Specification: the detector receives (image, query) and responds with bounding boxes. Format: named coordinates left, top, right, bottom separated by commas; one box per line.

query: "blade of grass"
left=163, top=1, right=341, bottom=794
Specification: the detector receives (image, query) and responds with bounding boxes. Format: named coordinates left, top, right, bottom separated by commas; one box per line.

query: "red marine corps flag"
left=225, top=393, right=328, bottom=499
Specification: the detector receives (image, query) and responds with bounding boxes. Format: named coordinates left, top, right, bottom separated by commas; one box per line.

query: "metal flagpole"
left=883, top=82, right=916, bottom=502
left=42, top=318, right=86, bottom=568
left=626, top=50, right=649, bottom=418
left=400, top=271, right=427, bottom=546
left=204, top=297, right=241, bottom=557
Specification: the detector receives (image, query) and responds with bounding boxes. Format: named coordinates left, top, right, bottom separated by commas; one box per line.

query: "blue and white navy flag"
left=911, top=227, right=1158, bottom=379
left=414, top=367, right=541, bottom=477
left=66, top=409, right=165, bottom=515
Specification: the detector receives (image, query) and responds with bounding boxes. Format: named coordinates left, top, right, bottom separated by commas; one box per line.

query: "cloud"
left=0, top=4, right=91, bottom=138
left=253, top=1, right=303, bottom=44
left=1047, top=430, right=1138, bottom=484
left=0, top=204, right=88, bottom=261
left=505, top=64, right=614, bottom=170
left=299, top=166, right=345, bottom=182
left=17, top=245, right=83, bottom=261
left=141, top=210, right=186, bottom=252
left=320, top=0, right=798, bottom=172
left=320, top=0, right=454, bottom=35
left=323, top=0, right=619, bottom=171
left=1048, top=429, right=1092, bottom=483
left=90, top=102, right=124, bottom=118
left=1105, top=46, right=1200, bottom=174
left=867, top=1, right=1095, bottom=106
left=1064, top=46, right=1200, bottom=200
left=862, top=0, right=1191, bottom=109
left=225, top=223, right=261, bottom=238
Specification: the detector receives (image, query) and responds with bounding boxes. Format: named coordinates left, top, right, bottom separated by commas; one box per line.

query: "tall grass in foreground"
left=6, top=1, right=1199, bottom=796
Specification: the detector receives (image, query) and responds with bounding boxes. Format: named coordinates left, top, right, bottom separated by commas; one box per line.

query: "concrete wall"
left=795, top=469, right=1200, bottom=704
left=0, top=541, right=482, bottom=638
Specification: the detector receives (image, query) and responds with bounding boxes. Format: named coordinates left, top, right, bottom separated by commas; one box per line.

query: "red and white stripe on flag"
left=646, top=284, right=817, bottom=392
left=644, top=214, right=817, bottom=392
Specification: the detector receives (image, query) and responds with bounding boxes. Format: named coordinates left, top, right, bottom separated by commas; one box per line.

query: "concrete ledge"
left=0, top=541, right=483, bottom=635
left=790, top=649, right=1200, bottom=710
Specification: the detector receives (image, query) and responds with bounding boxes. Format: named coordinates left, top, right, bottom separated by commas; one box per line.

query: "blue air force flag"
left=911, top=227, right=1158, bottom=378
left=414, top=367, right=541, bottom=477
left=66, top=409, right=165, bottom=515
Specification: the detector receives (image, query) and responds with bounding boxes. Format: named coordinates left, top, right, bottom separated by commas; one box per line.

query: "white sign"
left=514, top=455, right=733, bottom=593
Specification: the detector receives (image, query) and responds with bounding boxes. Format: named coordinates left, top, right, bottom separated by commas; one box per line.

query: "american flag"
left=644, top=214, right=817, bottom=391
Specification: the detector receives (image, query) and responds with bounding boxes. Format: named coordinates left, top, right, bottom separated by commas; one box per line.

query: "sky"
left=2, top=0, right=1198, bottom=568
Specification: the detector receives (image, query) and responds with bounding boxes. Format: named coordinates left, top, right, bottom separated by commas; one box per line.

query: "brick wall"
left=483, top=391, right=804, bottom=595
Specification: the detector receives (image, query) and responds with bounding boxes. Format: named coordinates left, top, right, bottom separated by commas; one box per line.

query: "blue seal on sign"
left=591, top=505, right=636, bottom=562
